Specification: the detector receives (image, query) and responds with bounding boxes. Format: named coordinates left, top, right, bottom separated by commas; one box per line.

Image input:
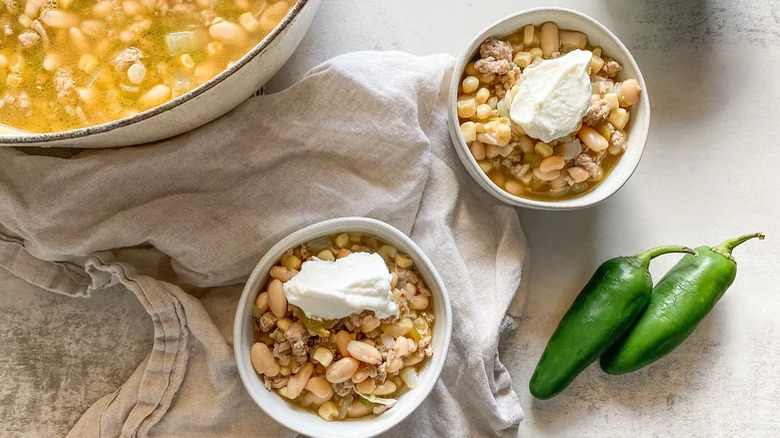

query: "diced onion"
left=400, top=367, right=419, bottom=389
left=166, top=31, right=208, bottom=56
left=561, top=139, right=582, bottom=160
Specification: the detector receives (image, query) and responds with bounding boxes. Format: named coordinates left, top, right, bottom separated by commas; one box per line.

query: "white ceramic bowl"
left=234, top=217, right=452, bottom=438
left=0, top=0, right=320, bottom=148
left=448, top=7, right=651, bottom=210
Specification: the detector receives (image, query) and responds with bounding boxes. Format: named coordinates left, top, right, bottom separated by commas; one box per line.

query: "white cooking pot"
left=0, top=0, right=320, bottom=148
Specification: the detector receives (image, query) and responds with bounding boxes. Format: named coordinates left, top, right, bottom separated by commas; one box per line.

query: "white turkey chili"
left=457, top=21, right=642, bottom=201
left=0, top=0, right=295, bottom=133
left=250, top=232, right=436, bottom=421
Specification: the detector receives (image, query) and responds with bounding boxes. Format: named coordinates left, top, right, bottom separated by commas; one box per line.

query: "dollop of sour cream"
left=510, top=49, right=593, bottom=143
left=283, top=252, right=399, bottom=320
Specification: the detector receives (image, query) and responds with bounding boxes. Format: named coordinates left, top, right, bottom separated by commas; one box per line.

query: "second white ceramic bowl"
left=234, top=217, right=452, bottom=438
left=448, top=7, right=651, bottom=210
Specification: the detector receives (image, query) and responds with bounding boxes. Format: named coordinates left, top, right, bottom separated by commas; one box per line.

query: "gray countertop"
left=2, top=0, right=780, bottom=436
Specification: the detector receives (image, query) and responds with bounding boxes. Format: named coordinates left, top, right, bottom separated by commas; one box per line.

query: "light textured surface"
left=1, top=0, right=779, bottom=437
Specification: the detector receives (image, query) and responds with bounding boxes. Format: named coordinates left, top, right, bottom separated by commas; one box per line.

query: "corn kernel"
left=206, top=41, right=223, bottom=56
left=78, top=54, right=98, bottom=74
left=319, top=401, right=339, bottom=421
left=316, top=249, right=335, bottom=261
left=513, top=52, right=532, bottom=68
left=334, top=233, right=350, bottom=249
left=482, top=120, right=511, bottom=146
left=476, top=103, right=492, bottom=119
left=609, top=108, right=630, bottom=131
left=457, top=98, right=477, bottom=119
left=529, top=47, right=543, bottom=59
left=597, top=124, right=611, bottom=141
left=475, top=88, right=490, bottom=104
left=604, top=92, right=620, bottom=110
left=179, top=53, right=195, bottom=69
left=478, top=160, right=493, bottom=173
left=590, top=56, right=605, bottom=74
left=460, top=121, right=477, bottom=142
left=523, top=25, right=535, bottom=45
left=277, top=317, right=292, bottom=331
left=281, top=254, right=302, bottom=271
left=560, top=30, right=588, bottom=49
left=312, top=347, right=334, bottom=367
left=534, top=141, right=553, bottom=158
left=462, top=76, right=479, bottom=94
left=395, top=254, right=413, bottom=269
left=592, top=47, right=602, bottom=57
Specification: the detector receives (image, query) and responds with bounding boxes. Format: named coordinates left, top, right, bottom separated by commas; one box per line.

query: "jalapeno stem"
left=634, top=245, right=696, bottom=267
left=712, top=232, right=765, bottom=260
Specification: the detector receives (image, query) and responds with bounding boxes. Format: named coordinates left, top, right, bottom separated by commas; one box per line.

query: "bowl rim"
left=448, top=7, right=651, bottom=211
left=233, top=216, right=453, bottom=438
left=0, top=0, right=312, bottom=144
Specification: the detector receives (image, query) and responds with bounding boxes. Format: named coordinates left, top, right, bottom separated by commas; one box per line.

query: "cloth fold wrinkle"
left=0, top=51, right=527, bottom=438
left=84, top=257, right=191, bottom=438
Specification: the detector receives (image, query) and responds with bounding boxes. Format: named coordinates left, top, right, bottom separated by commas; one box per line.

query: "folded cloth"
left=0, top=51, right=528, bottom=438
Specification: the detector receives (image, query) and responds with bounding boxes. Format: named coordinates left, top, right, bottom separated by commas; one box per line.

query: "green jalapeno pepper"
left=600, top=233, right=764, bottom=375
left=529, top=244, right=694, bottom=400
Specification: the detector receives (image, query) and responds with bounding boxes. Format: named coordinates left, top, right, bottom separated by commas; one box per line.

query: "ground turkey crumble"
left=258, top=311, right=277, bottom=332
left=112, top=47, right=144, bottom=72
left=602, top=56, right=622, bottom=77
left=53, top=67, right=75, bottom=100
left=572, top=153, right=600, bottom=176
left=584, top=98, right=611, bottom=126
left=609, top=130, right=627, bottom=152
left=17, top=30, right=40, bottom=48
left=473, top=37, right=521, bottom=98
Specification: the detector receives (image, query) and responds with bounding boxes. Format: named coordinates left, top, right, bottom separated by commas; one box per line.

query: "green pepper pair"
left=529, top=233, right=764, bottom=400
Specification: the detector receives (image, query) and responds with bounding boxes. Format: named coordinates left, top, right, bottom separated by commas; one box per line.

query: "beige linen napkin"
left=0, top=51, right=527, bottom=437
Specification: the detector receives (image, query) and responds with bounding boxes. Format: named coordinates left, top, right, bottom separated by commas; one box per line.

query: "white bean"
left=346, top=341, right=381, bottom=364
left=250, top=343, right=279, bottom=377
left=209, top=21, right=249, bottom=46
left=325, top=358, right=359, bottom=383
left=267, top=279, right=287, bottom=318
left=284, top=363, right=313, bottom=399
left=137, top=84, right=171, bottom=110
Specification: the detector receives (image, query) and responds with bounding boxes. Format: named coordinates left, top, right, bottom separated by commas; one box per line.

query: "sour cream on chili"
left=510, top=49, right=593, bottom=143
left=283, top=252, right=399, bottom=320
